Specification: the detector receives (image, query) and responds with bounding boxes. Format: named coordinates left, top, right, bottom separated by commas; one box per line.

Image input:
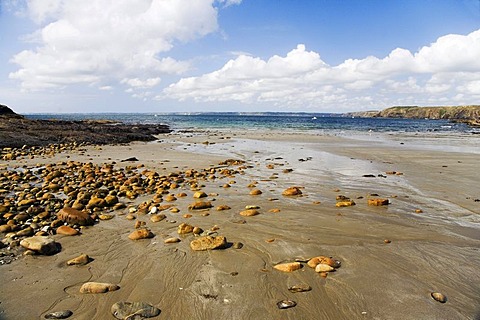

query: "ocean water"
left=25, top=112, right=478, bottom=135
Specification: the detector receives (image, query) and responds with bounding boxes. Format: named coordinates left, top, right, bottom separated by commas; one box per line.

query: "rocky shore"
left=0, top=104, right=171, bottom=149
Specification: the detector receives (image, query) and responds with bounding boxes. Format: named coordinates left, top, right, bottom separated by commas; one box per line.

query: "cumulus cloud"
left=9, top=0, right=224, bottom=91
left=163, top=29, right=480, bottom=110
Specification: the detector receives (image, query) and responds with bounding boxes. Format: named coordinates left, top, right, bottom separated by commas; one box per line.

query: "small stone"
left=134, top=220, right=145, bottom=229
left=431, top=292, right=447, bottom=303
left=282, top=187, right=302, bottom=196
left=277, top=300, right=296, bottom=309
left=307, top=256, right=340, bottom=269
left=80, top=282, right=120, bottom=294
left=368, top=198, right=389, bottom=206
left=190, top=236, right=227, bottom=251
left=315, top=263, right=335, bottom=273
left=268, top=208, right=281, bottom=213
left=240, top=209, right=260, bottom=217
left=164, top=195, right=177, bottom=202
left=128, top=228, right=154, bottom=240
left=56, top=226, right=80, bottom=236
left=193, top=191, right=208, bottom=198
left=44, top=310, right=73, bottom=319
left=16, top=227, right=34, bottom=237
left=249, top=189, right=262, bottom=195
left=150, top=214, right=166, bottom=222
left=415, top=209, right=423, bottom=213
left=67, top=254, right=91, bottom=266
left=126, top=214, right=136, bottom=220
left=288, top=284, right=312, bottom=293
left=98, top=214, right=114, bottom=220
left=193, top=226, right=203, bottom=235
left=232, top=242, right=243, bottom=249
left=170, top=207, right=180, bottom=213
left=111, top=301, right=160, bottom=319
left=164, top=237, right=180, bottom=244
left=335, top=200, right=356, bottom=207
left=216, top=205, right=231, bottom=211
left=57, top=207, right=94, bottom=226
left=178, top=223, right=194, bottom=234
left=188, top=201, right=213, bottom=210
left=384, top=239, right=391, bottom=244
left=273, top=262, right=301, bottom=272
left=245, top=205, right=260, bottom=210
left=20, top=236, right=60, bottom=255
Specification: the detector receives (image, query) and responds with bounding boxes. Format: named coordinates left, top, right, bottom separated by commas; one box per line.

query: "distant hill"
left=346, top=106, right=480, bottom=126
left=0, top=104, right=23, bottom=118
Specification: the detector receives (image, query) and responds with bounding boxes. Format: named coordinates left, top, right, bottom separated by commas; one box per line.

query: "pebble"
left=111, top=301, right=160, bottom=319
left=315, top=263, right=335, bottom=273
left=240, top=209, right=260, bottom=217
left=44, top=310, right=73, bottom=319
left=150, top=214, right=166, bottom=223
left=216, top=205, right=231, bottom=211
left=288, top=284, right=312, bottom=293
left=273, top=262, right=301, bottom=272
left=277, top=300, right=297, bottom=309
left=67, top=253, right=91, bottom=266
left=335, top=200, right=356, bottom=207
left=282, top=187, right=302, bottom=196
left=431, top=292, right=447, bottom=303
left=249, top=189, right=263, bottom=195
left=128, top=228, right=154, bottom=240
left=164, top=237, right=180, bottom=244
left=368, top=198, right=390, bottom=206
left=232, top=242, right=243, bottom=249
left=190, top=236, right=227, bottom=251
left=178, top=223, right=194, bottom=234
left=80, top=282, right=120, bottom=294
left=56, top=226, right=79, bottom=236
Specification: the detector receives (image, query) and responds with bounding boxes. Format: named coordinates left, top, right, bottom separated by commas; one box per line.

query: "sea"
left=25, top=112, right=479, bottom=135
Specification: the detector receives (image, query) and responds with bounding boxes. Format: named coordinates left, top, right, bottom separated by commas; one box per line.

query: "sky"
left=0, top=0, right=479, bottom=114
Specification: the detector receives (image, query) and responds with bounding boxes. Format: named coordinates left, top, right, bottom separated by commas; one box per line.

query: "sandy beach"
left=1, top=129, right=479, bottom=320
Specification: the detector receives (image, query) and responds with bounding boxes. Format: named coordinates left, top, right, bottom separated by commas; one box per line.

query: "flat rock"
left=164, top=237, right=180, bottom=244
left=67, top=254, right=91, bottom=266
left=128, top=228, right=154, bottom=240
left=368, top=198, right=390, bottom=206
left=307, top=256, right=340, bottom=268
left=150, top=214, right=166, bottom=223
left=56, top=225, right=80, bottom=236
left=273, top=262, right=301, bottom=272
left=239, top=209, right=260, bottom=216
left=288, top=284, right=312, bottom=293
left=193, top=191, right=208, bottom=198
left=57, top=207, right=94, bottom=226
left=335, top=200, right=356, bottom=207
left=80, top=282, right=120, bottom=294
left=190, top=236, right=227, bottom=251
left=315, top=263, right=335, bottom=273
left=44, top=310, right=73, bottom=319
left=178, top=223, right=194, bottom=234
left=111, top=301, right=160, bottom=319
left=282, top=187, right=302, bottom=196
left=188, top=201, right=213, bottom=210
left=20, top=236, right=60, bottom=255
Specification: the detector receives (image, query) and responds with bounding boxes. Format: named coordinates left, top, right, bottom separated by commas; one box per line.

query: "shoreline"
left=1, top=129, right=479, bottom=319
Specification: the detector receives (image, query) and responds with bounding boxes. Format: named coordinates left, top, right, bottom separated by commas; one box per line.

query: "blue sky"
left=1, top=0, right=479, bottom=114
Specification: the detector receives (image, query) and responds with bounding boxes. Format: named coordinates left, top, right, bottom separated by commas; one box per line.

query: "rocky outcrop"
left=0, top=104, right=23, bottom=118
left=347, top=106, right=480, bottom=126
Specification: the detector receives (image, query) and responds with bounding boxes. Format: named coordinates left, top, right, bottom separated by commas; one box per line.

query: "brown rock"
left=164, top=195, right=177, bottom=202
left=216, top=205, right=231, bottom=211
left=57, top=207, right=94, bottom=226
left=282, top=187, right=302, bottom=196
left=104, top=195, right=119, bottom=206
left=188, top=201, right=213, bottom=210
left=56, top=225, right=80, bottom=236
left=190, top=236, right=226, bottom=251
left=128, top=228, right=154, bottom=240
left=240, top=209, right=260, bottom=216
left=67, top=254, right=91, bottom=266
left=98, top=214, right=114, bottom=220
left=288, top=284, right=312, bottom=293
left=150, top=214, right=166, bottom=223
left=269, top=208, right=281, bottom=213
left=16, top=227, right=34, bottom=237
left=335, top=200, right=356, bottom=207
left=79, top=282, right=119, bottom=294
left=368, top=198, right=389, bottom=206
left=0, top=224, right=12, bottom=233
left=307, top=256, right=339, bottom=268
left=193, top=191, right=208, bottom=198
left=315, top=263, right=335, bottom=273
left=273, top=262, right=301, bottom=272
left=164, top=237, right=180, bottom=244
left=249, top=189, right=263, bottom=195
left=178, top=223, right=194, bottom=234
left=20, top=236, right=60, bottom=255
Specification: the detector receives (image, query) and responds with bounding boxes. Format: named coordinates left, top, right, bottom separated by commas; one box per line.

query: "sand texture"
left=1, top=130, right=479, bottom=320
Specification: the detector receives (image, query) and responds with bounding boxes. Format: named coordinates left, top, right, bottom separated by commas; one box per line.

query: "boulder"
left=20, top=236, right=60, bottom=255
left=57, top=207, right=94, bottom=226
left=56, top=225, right=80, bottom=236
left=190, top=236, right=226, bottom=251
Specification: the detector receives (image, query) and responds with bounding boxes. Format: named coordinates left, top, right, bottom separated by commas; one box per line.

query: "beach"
left=1, top=129, right=479, bottom=320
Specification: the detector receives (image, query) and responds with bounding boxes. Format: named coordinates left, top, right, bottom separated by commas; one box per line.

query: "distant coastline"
left=346, top=105, right=480, bottom=127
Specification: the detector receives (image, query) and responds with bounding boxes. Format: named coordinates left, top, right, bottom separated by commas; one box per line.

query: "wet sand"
left=1, top=130, right=479, bottom=320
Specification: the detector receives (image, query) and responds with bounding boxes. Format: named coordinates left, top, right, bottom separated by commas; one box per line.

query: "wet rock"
left=282, top=187, right=302, bottom=196
left=193, top=191, right=208, bottom=198
left=315, top=263, right=335, bottom=273
left=57, top=207, right=94, bottom=226
left=335, top=200, right=356, bottom=207
left=67, top=254, right=91, bottom=266
left=192, top=226, right=203, bottom=235
left=307, top=256, right=340, bottom=269
left=111, top=301, right=160, bottom=319
left=249, top=189, right=263, bottom=195
left=188, top=201, right=213, bottom=210
left=56, top=226, right=79, bottom=236
left=232, top=242, right=243, bottom=249
left=431, top=292, right=447, bottom=303
left=240, top=209, right=260, bottom=217
left=368, top=198, right=389, bottom=206
left=128, top=228, right=154, bottom=240
left=178, top=223, right=194, bottom=235
left=164, top=237, right=180, bottom=244
left=277, top=300, right=296, bottom=309
left=20, top=236, right=60, bottom=255
left=216, top=205, right=231, bottom=211
left=98, top=214, right=114, bottom=220
left=80, top=282, right=120, bottom=294
left=273, top=262, right=301, bottom=272
left=288, top=284, right=312, bottom=293
left=190, top=236, right=227, bottom=251
left=150, top=214, right=166, bottom=223
left=44, top=310, right=73, bottom=319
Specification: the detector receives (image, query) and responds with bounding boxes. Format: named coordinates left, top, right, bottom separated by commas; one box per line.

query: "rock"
left=44, top=310, right=73, bottom=319
left=239, top=209, right=260, bottom=216
left=98, top=214, right=114, bottom=220
left=216, top=205, right=231, bottom=211
left=67, top=254, right=91, bottom=266
left=164, top=237, right=180, bottom=244
left=315, top=263, right=335, bottom=273
left=128, top=228, right=154, bottom=240
left=277, top=300, right=297, bottom=309
left=57, top=207, right=94, bottom=226
left=335, top=200, right=356, bottom=207
left=269, top=208, right=281, bottom=213
left=16, top=227, right=34, bottom=237
left=0, top=224, right=12, bottom=233
left=111, top=301, right=160, bottom=319
left=150, top=214, right=166, bottom=222
left=192, top=226, right=203, bottom=235
left=282, top=187, right=302, bottom=196
left=273, top=262, right=301, bottom=272
left=80, top=282, right=120, bottom=294
left=249, top=189, right=262, bottom=195
left=104, top=195, right=119, bottom=206
left=288, top=284, right=312, bottom=293
left=307, top=256, right=340, bottom=269
left=193, top=191, right=208, bottom=198
left=56, top=226, right=80, bottom=236
left=164, top=195, right=177, bottom=202
left=178, top=223, right=194, bottom=234
left=188, top=201, right=213, bottom=210
left=20, top=236, right=60, bottom=255
left=431, top=292, right=447, bottom=303
left=190, top=236, right=227, bottom=251
left=232, top=242, right=243, bottom=249
left=368, top=198, right=389, bottom=206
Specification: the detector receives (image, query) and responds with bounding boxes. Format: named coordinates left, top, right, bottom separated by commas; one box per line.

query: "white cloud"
left=163, top=29, right=480, bottom=110
left=9, top=0, right=221, bottom=91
